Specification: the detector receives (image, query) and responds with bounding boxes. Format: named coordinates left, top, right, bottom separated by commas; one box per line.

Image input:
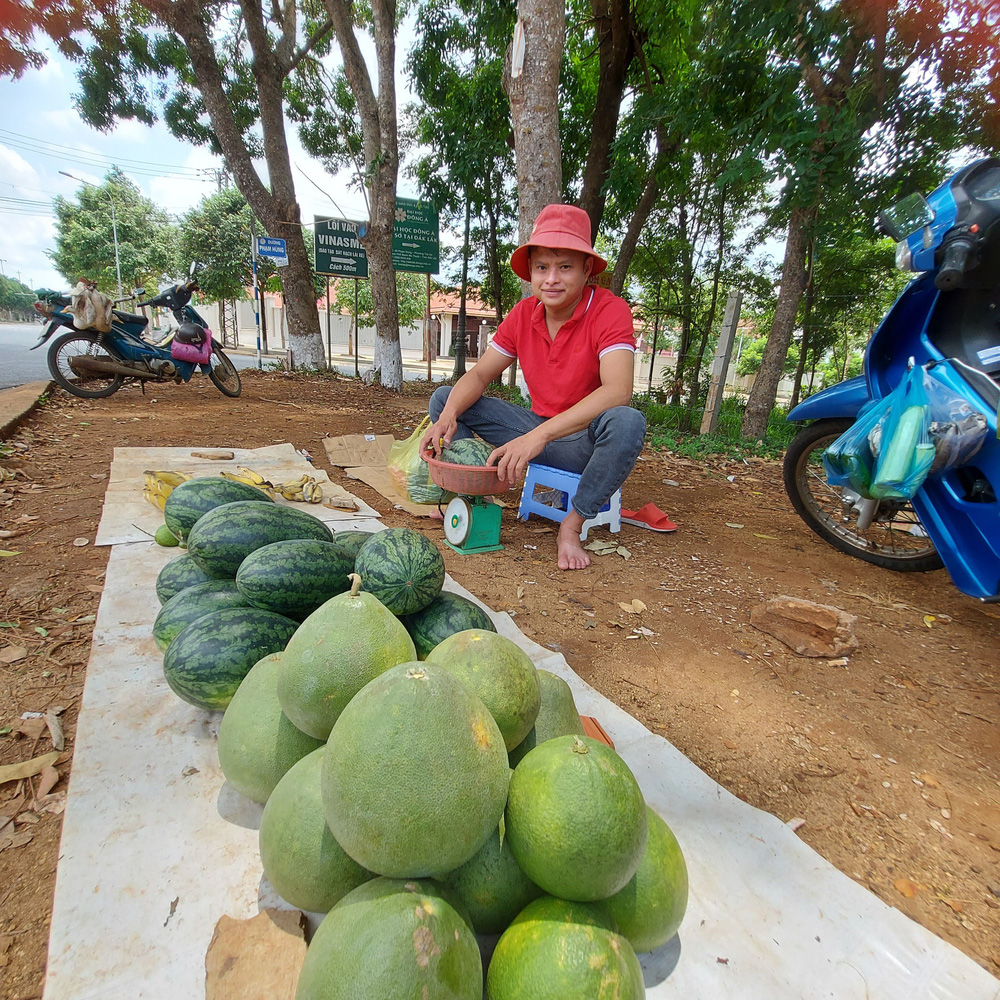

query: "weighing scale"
left=425, top=453, right=507, bottom=555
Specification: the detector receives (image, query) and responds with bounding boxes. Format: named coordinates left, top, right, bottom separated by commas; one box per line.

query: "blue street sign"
left=255, top=237, right=288, bottom=267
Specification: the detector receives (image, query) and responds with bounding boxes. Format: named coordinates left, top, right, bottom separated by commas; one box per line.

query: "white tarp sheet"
left=43, top=534, right=1000, bottom=1000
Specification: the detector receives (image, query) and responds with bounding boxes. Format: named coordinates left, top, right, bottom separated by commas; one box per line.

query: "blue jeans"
left=429, top=386, right=646, bottom=519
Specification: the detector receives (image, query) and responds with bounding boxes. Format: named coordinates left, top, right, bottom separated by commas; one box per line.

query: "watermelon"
left=162, top=606, right=298, bottom=711
left=426, top=629, right=540, bottom=751
left=217, top=654, right=324, bottom=804
left=321, top=661, right=509, bottom=877
left=353, top=527, right=444, bottom=615
left=441, top=437, right=494, bottom=466
left=505, top=735, right=647, bottom=901
left=152, top=580, right=252, bottom=651
left=295, top=878, right=481, bottom=1000
left=186, top=500, right=332, bottom=579
left=328, top=529, right=372, bottom=559
left=235, top=539, right=355, bottom=620
left=508, top=669, right=586, bottom=767
left=438, top=819, right=543, bottom=934
left=163, top=476, right=272, bottom=540
left=596, top=806, right=689, bottom=953
left=277, top=574, right=417, bottom=740
left=398, top=591, right=496, bottom=659
left=486, top=897, right=644, bottom=1000
left=155, top=554, right=215, bottom=604
left=259, top=747, right=373, bottom=913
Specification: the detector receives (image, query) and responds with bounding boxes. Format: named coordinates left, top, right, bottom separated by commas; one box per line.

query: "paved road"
left=0, top=322, right=271, bottom=390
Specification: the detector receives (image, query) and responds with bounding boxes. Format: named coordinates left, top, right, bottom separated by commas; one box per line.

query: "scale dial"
left=443, top=496, right=473, bottom=546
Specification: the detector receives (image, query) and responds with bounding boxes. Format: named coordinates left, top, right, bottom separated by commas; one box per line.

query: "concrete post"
left=700, top=289, right=743, bottom=435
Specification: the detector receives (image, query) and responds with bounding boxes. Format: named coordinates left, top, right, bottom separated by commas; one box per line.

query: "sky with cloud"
left=0, top=36, right=416, bottom=295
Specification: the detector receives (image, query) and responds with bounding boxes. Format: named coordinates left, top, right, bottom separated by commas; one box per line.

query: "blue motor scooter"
left=784, top=158, right=1000, bottom=602
left=31, top=264, right=242, bottom=399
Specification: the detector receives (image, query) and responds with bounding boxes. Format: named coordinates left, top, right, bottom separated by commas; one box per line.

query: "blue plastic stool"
left=517, top=463, right=622, bottom=541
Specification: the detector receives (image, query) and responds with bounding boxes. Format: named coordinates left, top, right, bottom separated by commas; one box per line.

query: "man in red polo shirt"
left=421, top=204, right=646, bottom=570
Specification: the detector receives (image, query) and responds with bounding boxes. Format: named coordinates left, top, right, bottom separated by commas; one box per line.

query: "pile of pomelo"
left=151, top=506, right=688, bottom=1000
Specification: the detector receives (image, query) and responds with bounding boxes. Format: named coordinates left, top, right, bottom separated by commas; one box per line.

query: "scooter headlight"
left=895, top=239, right=912, bottom=271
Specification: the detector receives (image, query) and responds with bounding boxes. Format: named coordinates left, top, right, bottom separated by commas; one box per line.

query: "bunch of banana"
left=274, top=474, right=324, bottom=504
left=142, top=470, right=192, bottom=511
left=218, top=467, right=276, bottom=498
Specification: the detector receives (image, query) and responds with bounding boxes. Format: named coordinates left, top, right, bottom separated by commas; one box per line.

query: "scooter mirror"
left=879, top=192, right=934, bottom=242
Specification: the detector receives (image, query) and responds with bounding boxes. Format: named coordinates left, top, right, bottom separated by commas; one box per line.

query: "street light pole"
left=59, top=170, right=123, bottom=299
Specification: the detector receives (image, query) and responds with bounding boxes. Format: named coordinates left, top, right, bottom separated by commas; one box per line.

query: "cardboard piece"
left=323, top=433, right=396, bottom=468
left=342, top=465, right=440, bottom=518
left=205, top=909, right=306, bottom=1000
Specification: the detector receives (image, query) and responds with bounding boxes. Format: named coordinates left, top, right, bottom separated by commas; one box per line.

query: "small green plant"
left=484, top=381, right=530, bottom=408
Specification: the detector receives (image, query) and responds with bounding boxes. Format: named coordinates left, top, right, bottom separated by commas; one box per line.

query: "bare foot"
left=557, top=512, right=590, bottom=570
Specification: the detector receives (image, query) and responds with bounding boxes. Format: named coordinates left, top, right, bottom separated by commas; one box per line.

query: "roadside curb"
left=0, top=380, right=54, bottom=441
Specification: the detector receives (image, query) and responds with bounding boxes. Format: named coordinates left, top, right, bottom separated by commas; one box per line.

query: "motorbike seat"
left=112, top=309, right=149, bottom=327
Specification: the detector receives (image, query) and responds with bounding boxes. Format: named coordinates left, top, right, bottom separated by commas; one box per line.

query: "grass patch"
left=635, top=393, right=796, bottom=460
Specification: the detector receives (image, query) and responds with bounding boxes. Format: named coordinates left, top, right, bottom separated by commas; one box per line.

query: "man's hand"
left=489, top=432, right=546, bottom=485
left=419, top=416, right=457, bottom=459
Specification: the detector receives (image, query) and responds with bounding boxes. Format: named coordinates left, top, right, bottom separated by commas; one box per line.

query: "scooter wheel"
left=47, top=331, right=125, bottom=399
left=208, top=345, right=242, bottom=398
left=783, top=419, right=943, bottom=573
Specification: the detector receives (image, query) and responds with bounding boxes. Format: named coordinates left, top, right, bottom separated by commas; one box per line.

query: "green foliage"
left=736, top=336, right=799, bottom=378
left=0, top=276, right=36, bottom=318
left=333, top=272, right=428, bottom=328
left=50, top=170, right=177, bottom=295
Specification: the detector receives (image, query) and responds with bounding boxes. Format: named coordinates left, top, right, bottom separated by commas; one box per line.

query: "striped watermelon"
left=328, top=530, right=372, bottom=559
left=156, top=553, right=215, bottom=604
left=162, top=606, right=298, bottom=711
left=398, top=591, right=496, bottom=659
left=186, top=500, right=332, bottom=579
left=354, top=528, right=445, bottom=615
left=163, top=477, right=273, bottom=540
left=152, top=580, right=252, bottom=651
left=235, top=539, right=356, bottom=620
left=441, top=438, right=494, bottom=466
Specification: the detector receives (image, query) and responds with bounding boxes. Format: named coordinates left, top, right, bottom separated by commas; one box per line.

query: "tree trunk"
left=741, top=204, right=812, bottom=438
left=152, top=0, right=326, bottom=367
left=578, top=0, right=636, bottom=237
left=327, top=0, right=403, bottom=388
left=504, top=0, right=564, bottom=242
left=789, top=251, right=815, bottom=409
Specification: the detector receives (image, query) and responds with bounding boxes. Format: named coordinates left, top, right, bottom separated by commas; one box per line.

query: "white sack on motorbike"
left=69, top=281, right=113, bottom=333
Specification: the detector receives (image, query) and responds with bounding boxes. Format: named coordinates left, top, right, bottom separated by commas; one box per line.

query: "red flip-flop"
left=621, top=503, right=677, bottom=533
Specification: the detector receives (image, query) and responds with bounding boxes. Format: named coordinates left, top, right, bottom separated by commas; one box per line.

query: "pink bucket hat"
left=510, top=204, right=608, bottom=281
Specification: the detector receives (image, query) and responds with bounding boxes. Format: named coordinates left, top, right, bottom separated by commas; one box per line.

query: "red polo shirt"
left=489, top=286, right=636, bottom=417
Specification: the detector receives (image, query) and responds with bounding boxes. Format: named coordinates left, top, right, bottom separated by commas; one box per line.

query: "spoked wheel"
left=783, top=418, right=944, bottom=572
left=208, top=344, right=242, bottom=397
left=47, top=331, right=125, bottom=399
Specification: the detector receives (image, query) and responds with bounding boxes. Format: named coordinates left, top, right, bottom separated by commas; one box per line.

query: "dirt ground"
left=0, top=369, right=998, bottom=999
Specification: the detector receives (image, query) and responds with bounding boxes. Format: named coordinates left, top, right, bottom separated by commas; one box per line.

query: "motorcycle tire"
left=208, top=345, right=242, bottom=398
left=47, top=331, right=125, bottom=399
left=783, top=418, right=944, bottom=573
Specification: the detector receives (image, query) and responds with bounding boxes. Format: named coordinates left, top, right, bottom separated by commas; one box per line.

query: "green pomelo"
left=187, top=500, right=332, bottom=579
left=162, top=607, right=298, bottom=712
left=295, top=877, right=481, bottom=1000
left=596, top=806, right=688, bottom=952
left=399, top=592, right=496, bottom=660
left=486, top=896, right=645, bottom=1000
left=155, top=553, right=214, bottom=605
left=259, top=747, right=373, bottom=913
left=353, top=527, right=445, bottom=615
left=163, top=476, right=273, bottom=540
left=277, top=575, right=416, bottom=740
left=438, top=820, right=542, bottom=934
left=440, top=438, right=493, bottom=466
left=217, top=654, right=325, bottom=805
left=427, top=630, right=540, bottom=751
left=507, top=669, right=586, bottom=767
left=152, top=580, right=252, bottom=652
left=235, top=538, right=355, bottom=620
left=328, top=529, right=372, bottom=559
left=506, top=735, right=647, bottom=901
left=154, top=524, right=180, bottom=547
left=322, top=662, right=509, bottom=878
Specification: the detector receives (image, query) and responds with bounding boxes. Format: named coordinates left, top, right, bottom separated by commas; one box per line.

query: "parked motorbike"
left=783, top=158, right=1000, bottom=602
left=31, top=264, right=242, bottom=399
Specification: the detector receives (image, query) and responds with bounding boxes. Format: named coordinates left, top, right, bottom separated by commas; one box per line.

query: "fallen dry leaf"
left=918, top=773, right=942, bottom=788
left=923, top=614, right=936, bottom=628
left=0, top=750, right=60, bottom=785
left=0, top=830, right=33, bottom=852
left=0, top=645, right=27, bottom=664
left=618, top=599, right=647, bottom=614
left=753, top=532, right=779, bottom=540
left=16, top=718, right=46, bottom=741
left=894, top=878, right=920, bottom=899
left=34, top=764, right=60, bottom=800
left=725, top=522, right=745, bottom=529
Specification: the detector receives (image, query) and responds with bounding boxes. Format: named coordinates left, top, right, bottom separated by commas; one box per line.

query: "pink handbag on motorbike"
left=170, top=322, right=213, bottom=364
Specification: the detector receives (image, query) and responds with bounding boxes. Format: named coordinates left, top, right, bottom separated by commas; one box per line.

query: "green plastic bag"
left=387, top=415, right=445, bottom=505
